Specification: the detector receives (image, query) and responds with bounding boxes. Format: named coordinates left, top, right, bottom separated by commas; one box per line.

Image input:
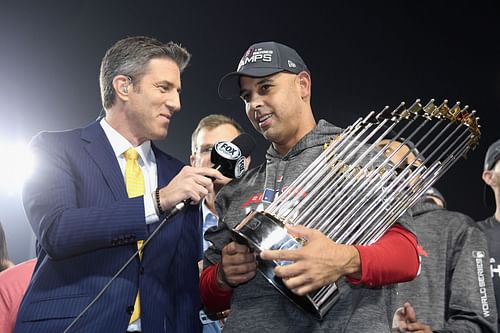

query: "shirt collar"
left=100, top=118, right=153, bottom=163
left=201, top=199, right=218, bottom=221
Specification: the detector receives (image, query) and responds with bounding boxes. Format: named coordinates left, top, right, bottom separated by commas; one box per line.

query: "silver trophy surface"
left=232, top=99, right=480, bottom=319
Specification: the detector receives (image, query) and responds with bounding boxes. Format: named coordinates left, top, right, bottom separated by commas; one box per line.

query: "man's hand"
left=260, top=224, right=361, bottom=295
left=217, top=241, right=257, bottom=289
left=393, top=302, right=433, bottom=333
left=158, top=166, right=224, bottom=210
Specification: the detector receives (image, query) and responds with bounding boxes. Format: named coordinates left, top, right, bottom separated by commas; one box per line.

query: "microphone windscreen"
left=231, top=133, right=256, bottom=158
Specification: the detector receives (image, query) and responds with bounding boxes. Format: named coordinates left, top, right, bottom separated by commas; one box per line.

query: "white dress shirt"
left=100, top=118, right=159, bottom=225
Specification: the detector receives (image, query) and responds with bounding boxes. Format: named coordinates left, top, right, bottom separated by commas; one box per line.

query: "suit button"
left=126, top=305, right=134, bottom=314
left=139, top=266, right=144, bottom=274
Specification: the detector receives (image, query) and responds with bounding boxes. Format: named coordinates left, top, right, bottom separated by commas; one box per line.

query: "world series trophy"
left=232, top=99, right=480, bottom=319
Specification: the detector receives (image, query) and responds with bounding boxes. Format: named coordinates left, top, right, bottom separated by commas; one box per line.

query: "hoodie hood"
left=410, top=188, right=445, bottom=217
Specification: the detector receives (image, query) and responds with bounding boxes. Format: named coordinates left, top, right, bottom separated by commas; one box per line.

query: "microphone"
left=169, top=133, right=256, bottom=214
left=211, top=132, right=256, bottom=179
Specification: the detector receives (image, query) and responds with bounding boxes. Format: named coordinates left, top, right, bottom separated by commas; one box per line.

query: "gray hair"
left=191, top=114, right=244, bottom=154
left=99, top=36, right=191, bottom=109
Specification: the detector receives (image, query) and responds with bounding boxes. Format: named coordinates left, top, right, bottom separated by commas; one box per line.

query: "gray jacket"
left=388, top=196, right=497, bottom=332
left=204, top=120, right=411, bottom=332
left=477, top=215, right=500, bottom=332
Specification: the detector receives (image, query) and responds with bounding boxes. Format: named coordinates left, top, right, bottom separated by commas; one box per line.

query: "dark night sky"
left=0, top=1, right=499, bottom=262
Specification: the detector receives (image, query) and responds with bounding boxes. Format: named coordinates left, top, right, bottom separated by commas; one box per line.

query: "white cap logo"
left=237, top=49, right=274, bottom=72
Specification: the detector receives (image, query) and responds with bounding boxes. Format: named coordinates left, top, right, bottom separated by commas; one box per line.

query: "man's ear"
left=297, top=71, right=311, bottom=99
left=112, top=75, right=132, bottom=102
left=189, top=154, right=196, bottom=167
left=483, top=170, right=493, bottom=186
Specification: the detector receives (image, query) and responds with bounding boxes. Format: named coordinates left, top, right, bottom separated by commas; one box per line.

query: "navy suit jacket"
left=14, top=121, right=202, bottom=333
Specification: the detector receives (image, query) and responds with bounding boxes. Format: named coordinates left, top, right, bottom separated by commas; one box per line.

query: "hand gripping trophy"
left=233, top=99, right=480, bottom=319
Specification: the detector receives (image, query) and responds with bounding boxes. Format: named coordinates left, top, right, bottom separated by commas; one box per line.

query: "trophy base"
left=232, top=210, right=339, bottom=319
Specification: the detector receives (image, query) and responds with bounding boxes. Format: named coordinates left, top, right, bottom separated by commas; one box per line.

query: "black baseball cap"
left=484, top=139, right=500, bottom=171
left=218, top=41, right=309, bottom=99
left=483, top=139, right=500, bottom=207
left=423, top=187, right=447, bottom=208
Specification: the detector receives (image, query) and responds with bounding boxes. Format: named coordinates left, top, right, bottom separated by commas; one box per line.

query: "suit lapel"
left=81, top=126, right=187, bottom=261
left=81, top=121, right=127, bottom=200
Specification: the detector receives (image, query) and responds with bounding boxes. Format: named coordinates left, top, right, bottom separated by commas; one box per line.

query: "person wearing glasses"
left=190, top=114, right=249, bottom=332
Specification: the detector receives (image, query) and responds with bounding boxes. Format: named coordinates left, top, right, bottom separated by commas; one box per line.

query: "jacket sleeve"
left=437, top=224, right=497, bottom=333
left=199, top=263, right=233, bottom=313
left=349, top=223, right=420, bottom=286
left=23, top=132, right=147, bottom=260
left=200, top=213, right=235, bottom=313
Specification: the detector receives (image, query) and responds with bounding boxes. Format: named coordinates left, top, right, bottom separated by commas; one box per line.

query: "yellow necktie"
left=124, top=148, right=144, bottom=323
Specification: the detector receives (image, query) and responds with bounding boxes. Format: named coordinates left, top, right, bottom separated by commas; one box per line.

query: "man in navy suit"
left=14, top=36, right=223, bottom=333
